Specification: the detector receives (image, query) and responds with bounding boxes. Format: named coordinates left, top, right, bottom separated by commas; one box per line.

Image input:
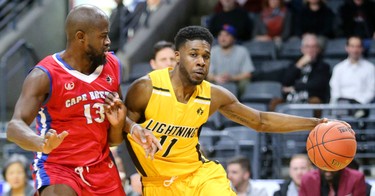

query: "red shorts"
left=34, top=156, right=125, bottom=196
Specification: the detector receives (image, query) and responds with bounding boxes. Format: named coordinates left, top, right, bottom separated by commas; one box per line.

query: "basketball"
left=306, top=121, right=357, bottom=171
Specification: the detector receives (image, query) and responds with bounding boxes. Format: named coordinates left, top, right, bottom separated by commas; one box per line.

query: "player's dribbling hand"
left=42, top=129, right=68, bottom=154
left=130, top=124, right=162, bottom=160
left=324, top=119, right=352, bottom=128
left=104, top=92, right=126, bottom=129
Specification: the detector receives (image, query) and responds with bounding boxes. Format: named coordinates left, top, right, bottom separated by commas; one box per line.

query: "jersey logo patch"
left=197, top=107, right=204, bottom=115
left=64, top=82, right=75, bottom=90
left=106, top=75, right=113, bottom=85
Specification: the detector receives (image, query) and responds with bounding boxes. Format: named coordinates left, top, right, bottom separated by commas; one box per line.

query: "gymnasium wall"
left=0, top=0, right=67, bottom=120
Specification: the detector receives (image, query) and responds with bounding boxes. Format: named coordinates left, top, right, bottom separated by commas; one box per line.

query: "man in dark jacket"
left=282, top=33, right=331, bottom=104
left=339, top=0, right=375, bottom=40
left=299, top=168, right=367, bottom=196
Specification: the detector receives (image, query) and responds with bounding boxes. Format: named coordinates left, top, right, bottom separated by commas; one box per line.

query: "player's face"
left=218, top=30, right=235, bottom=49
left=176, top=40, right=211, bottom=85
left=227, top=163, right=249, bottom=188
left=289, top=158, right=312, bottom=186
left=346, top=37, right=363, bottom=61
left=85, top=18, right=110, bottom=68
left=151, top=48, right=176, bottom=70
left=5, top=162, right=27, bottom=190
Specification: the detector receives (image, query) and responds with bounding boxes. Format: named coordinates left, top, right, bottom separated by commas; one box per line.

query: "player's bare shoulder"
left=23, top=67, right=50, bottom=95
left=210, top=83, right=238, bottom=110
left=125, top=75, right=153, bottom=108
left=129, top=75, right=152, bottom=91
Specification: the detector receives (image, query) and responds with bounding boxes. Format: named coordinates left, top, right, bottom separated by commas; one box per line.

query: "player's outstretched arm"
left=124, top=77, right=162, bottom=159
left=7, top=68, right=68, bottom=153
left=105, top=91, right=126, bottom=146
left=211, top=84, right=327, bottom=133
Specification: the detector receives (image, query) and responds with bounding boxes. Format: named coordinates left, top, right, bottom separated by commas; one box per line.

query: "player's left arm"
left=210, top=84, right=326, bottom=133
left=105, top=87, right=126, bottom=146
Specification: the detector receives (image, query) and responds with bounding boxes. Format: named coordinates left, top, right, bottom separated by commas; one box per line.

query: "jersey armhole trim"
left=34, top=65, right=52, bottom=106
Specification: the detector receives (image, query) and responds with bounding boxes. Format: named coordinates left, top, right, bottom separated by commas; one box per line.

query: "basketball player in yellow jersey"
left=116, top=26, right=333, bottom=195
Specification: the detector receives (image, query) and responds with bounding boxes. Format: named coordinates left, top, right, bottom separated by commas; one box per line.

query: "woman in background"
left=254, top=0, right=292, bottom=44
left=2, top=154, right=34, bottom=196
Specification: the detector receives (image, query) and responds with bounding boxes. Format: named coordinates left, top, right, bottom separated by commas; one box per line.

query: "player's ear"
left=150, top=59, right=156, bottom=70
left=76, top=30, right=85, bottom=43
left=175, top=51, right=180, bottom=63
left=245, top=171, right=250, bottom=179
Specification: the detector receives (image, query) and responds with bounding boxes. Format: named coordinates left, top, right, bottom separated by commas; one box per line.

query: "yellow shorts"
left=141, top=161, right=236, bottom=196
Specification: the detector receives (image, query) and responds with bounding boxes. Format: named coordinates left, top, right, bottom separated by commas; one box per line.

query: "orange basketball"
left=306, top=121, right=357, bottom=171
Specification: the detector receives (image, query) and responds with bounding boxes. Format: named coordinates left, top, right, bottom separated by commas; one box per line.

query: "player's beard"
left=179, top=62, right=203, bottom=86
left=87, top=44, right=107, bottom=69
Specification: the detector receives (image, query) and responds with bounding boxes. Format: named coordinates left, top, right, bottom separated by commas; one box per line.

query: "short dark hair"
left=174, top=26, right=214, bottom=50
left=152, top=40, right=175, bottom=59
left=227, top=156, right=251, bottom=173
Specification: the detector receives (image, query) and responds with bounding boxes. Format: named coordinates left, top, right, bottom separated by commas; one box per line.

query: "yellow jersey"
left=126, top=68, right=211, bottom=177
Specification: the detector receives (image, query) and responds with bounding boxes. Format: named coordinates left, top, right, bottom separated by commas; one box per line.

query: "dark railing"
left=0, top=39, right=39, bottom=135
left=0, top=0, right=37, bottom=32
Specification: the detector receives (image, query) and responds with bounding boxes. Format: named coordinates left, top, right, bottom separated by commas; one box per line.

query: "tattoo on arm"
left=224, top=109, right=252, bottom=126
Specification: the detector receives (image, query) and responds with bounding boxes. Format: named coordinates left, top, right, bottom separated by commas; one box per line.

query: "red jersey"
left=33, top=52, right=121, bottom=167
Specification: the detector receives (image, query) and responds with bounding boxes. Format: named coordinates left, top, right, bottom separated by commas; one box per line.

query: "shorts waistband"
left=141, top=173, right=192, bottom=187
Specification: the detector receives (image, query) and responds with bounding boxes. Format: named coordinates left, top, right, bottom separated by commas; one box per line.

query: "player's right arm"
left=210, top=84, right=327, bottom=133
left=7, top=68, right=68, bottom=153
left=124, top=76, right=162, bottom=158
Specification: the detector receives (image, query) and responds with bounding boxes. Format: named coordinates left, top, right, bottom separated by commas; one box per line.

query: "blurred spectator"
left=285, top=0, right=304, bottom=14
left=295, top=0, right=335, bottom=38
left=347, top=159, right=372, bottom=196
left=110, top=147, right=126, bottom=190
left=109, top=0, right=131, bottom=52
left=207, top=25, right=255, bottom=97
left=209, top=0, right=253, bottom=42
left=127, top=0, right=164, bottom=38
left=299, top=167, right=367, bottom=196
left=128, top=173, right=142, bottom=196
left=330, top=36, right=375, bottom=118
left=253, top=0, right=292, bottom=44
left=282, top=33, right=330, bottom=103
left=274, top=154, right=313, bottom=196
left=270, top=34, right=331, bottom=114
left=339, top=0, right=375, bottom=52
left=2, top=154, right=34, bottom=196
left=227, top=156, right=268, bottom=196
left=116, top=143, right=142, bottom=196
left=214, top=0, right=265, bottom=13
left=150, top=40, right=176, bottom=70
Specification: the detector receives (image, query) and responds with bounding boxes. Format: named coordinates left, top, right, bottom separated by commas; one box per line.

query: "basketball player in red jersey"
left=6, top=4, right=161, bottom=196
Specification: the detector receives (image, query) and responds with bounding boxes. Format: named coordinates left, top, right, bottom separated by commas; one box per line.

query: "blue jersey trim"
left=56, top=52, right=74, bottom=70
left=34, top=65, right=52, bottom=105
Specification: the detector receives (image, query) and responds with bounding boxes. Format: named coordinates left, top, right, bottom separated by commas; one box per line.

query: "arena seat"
left=240, top=81, right=282, bottom=104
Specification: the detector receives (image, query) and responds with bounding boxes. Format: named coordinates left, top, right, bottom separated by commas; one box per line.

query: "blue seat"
left=323, top=38, right=347, bottom=58
left=279, top=38, right=302, bottom=60
left=240, top=81, right=282, bottom=104
left=242, top=41, right=277, bottom=61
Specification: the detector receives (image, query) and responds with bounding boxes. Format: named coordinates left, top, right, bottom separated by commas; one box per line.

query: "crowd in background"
left=2, top=0, right=375, bottom=195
